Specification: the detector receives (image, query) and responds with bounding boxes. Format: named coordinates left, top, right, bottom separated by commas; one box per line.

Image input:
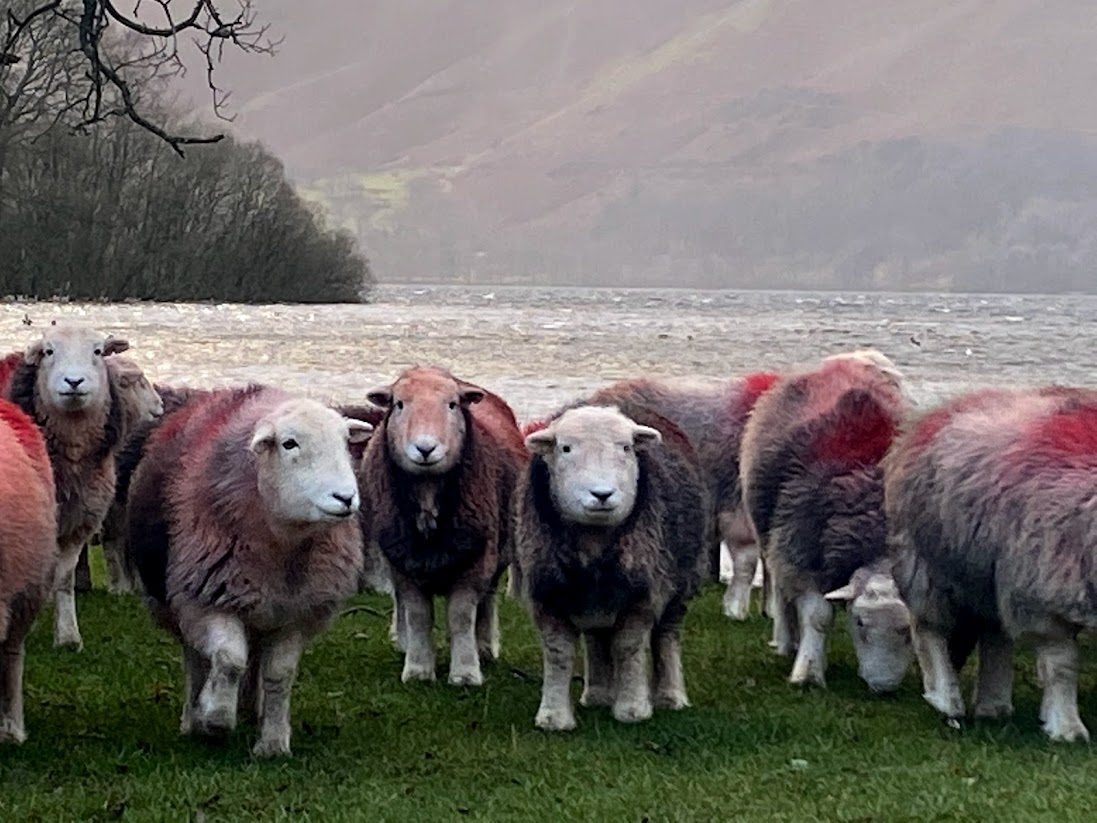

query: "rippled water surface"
left=2, top=286, right=1093, bottom=419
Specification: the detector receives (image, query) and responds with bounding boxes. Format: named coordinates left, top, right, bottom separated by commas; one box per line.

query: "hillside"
left=186, top=1, right=1097, bottom=290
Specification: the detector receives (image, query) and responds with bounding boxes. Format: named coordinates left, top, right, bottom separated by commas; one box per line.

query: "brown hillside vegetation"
left=190, top=1, right=1097, bottom=291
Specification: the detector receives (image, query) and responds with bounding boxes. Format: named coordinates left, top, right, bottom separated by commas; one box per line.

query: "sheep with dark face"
left=0, top=400, right=58, bottom=743
left=887, top=386, right=1097, bottom=741
left=126, top=386, right=372, bottom=756
left=581, top=373, right=780, bottom=618
left=518, top=405, right=708, bottom=730
left=740, top=351, right=913, bottom=691
left=5, top=322, right=130, bottom=649
left=359, top=366, right=526, bottom=687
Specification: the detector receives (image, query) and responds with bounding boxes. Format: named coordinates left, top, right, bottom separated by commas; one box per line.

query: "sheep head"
left=24, top=322, right=128, bottom=414
left=109, top=356, right=164, bottom=428
left=250, top=398, right=373, bottom=526
left=368, top=366, right=483, bottom=477
left=525, top=405, right=661, bottom=528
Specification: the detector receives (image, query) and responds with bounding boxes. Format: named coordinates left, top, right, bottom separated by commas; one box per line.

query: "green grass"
left=2, top=559, right=1095, bottom=822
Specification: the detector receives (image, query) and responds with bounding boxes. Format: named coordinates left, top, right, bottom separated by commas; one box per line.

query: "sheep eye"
left=855, top=616, right=866, bottom=629
left=44, top=348, right=53, bottom=356
left=449, top=401, right=458, bottom=410
left=623, top=444, right=632, bottom=453
left=560, top=445, right=571, bottom=454
left=395, top=400, right=404, bottom=411
left=93, top=348, right=102, bottom=356
left=281, top=438, right=299, bottom=451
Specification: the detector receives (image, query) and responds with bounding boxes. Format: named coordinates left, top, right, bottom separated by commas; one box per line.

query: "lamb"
left=126, top=386, right=372, bottom=756
left=517, top=404, right=709, bottom=730
left=581, top=373, right=780, bottom=619
left=886, top=386, right=1097, bottom=741
left=5, top=322, right=131, bottom=649
left=740, top=350, right=913, bottom=691
left=0, top=400, right=58, bottom=743
left=358, top=366, right=526, bottom=687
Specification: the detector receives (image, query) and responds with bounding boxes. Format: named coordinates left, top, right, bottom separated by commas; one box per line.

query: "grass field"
left=2, top=556, right=1095, bottom=822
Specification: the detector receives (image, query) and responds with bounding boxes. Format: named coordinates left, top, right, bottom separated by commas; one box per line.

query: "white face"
left=846, top=575, right=914, bottom=693
left=525, top=406, right=661, bottom=528
left=27, top=323, right=129, bottom=413
left=250, top=399, right=373, bottom=526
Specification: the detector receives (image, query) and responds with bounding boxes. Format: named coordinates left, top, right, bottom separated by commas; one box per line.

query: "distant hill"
left=185, top=1, right=1097, bottom=291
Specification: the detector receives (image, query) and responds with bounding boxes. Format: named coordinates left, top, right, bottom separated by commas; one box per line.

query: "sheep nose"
left=416, top=442, right=436, bottom=458
left=590, top=488, right=615, bottom=503
left=64, top=377, right=84, bottom=389
left=331, top=492, right=355, bottom=509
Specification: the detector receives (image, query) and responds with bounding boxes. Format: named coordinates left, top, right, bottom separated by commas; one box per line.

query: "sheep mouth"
left=58, top=391, right=89, bottom=398
left=318, top=507, right=355, bottom=519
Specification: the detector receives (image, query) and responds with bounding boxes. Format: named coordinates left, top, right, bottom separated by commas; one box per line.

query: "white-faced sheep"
left=886, top=386, right=1097, bottom=741
left=740, top=351, right=913, bottom=691
left=125, top=386, right=372, bottom=757
left=517, top=405, right=709, bottom=730
left=358, top=366, right=526, bottom=687
left=580, top=373, right=780, bottom=619
left=0, top=400, right=58, bottom=743
left=4, top=322, right=131, bottom=649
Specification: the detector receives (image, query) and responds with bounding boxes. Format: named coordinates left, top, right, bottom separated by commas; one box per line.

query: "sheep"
left=0, top=400, right=58, bottom=743
left=358, top=366, right=526, bottom=687
left=517, top=404, right=709, bottom=730
left=886, top=386, right=1097, bottom=741
left=85, top=357, right=164, bottom=594
left=740, top=350, right=913, bottom=691
left=126, top=386, right=373, bottom=757
left=580, top=373, right=780, bottom=619
left=5, top=322, right=131, bottom=649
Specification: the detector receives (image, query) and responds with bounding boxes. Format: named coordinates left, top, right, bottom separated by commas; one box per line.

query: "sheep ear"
left=459, top=386, right=485, bottom=406
left=24, top=340, right=44, bottom=364
left=250, top=422, right=277, bottom=453
left=825, top=582, right=857, bottom=602
left=525, top=427, right=556, bottom=456
left=366, top=387, right=393, bottom=409
left=632, top=425, right=662, bottom=449
left=346, top=419, right=374, bottom=445
left=103, top=337, right=129, bottom=356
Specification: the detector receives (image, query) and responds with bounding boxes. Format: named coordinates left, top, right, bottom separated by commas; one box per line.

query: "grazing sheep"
left=5, top=322, right=130, bottom=649
left=88, top=357, right=164, bottom=594
left=359, top=366, right=525, bottom=687
left=517, top=405, right=709, bottom=730
left=887, top=386, right=1097, bottom=741
left=740, top=351, right=913, bottom=691
left=0, top=400, right=58, bottom=743
left=581, top=373, right=780, bottom=619
left=126, top=386, right=372, bottom=757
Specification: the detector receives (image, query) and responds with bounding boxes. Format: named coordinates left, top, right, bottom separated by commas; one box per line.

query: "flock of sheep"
left=0, top=320, right=1094, bottom=757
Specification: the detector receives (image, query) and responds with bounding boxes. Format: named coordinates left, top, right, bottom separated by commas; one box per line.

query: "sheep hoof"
left=448, top=668, right=483, bottom=687
left=1043, top=716, right=1090, bottom=743
left=612, top=699, right=653, bottom=723
left=0, top=719, right=27, bottom=745
left=401, top=662, right=436, bottom=683
left=654, top=690, right=691, bottom=711
left=580, top=687, right=615, bottom=708
left=535, top=706, right=576, bottom=731
left=972, top=700, right=1014, bottom=720
left=53, top=635, right=83, bottom=652
left=789, top=668, right=826, bottom=689
left=477, top=640, right=501, bottom=663
left=252, top=736, right=292, bottom=758
left=923, top=689, right=965, bottom=720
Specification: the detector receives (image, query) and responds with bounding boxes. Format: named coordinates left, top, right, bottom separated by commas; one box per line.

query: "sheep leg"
left=913, top=625, right=965, bottom=719
left=446, top=586, right=483, bottom=686
left=769, top=570, right=797, bottom=656
left=475, top=590, right=500, bottom=663
left=388, top=591, right=406, bottom=652
left=611, top=612, right=654, bottom=723
left=252, top=632, right=305, bottom=758
left=103, top=536, right=135, bottom=595
left=533, top=609, right=577, bottom=731
left=1036, top=635, right=1088, bottom=742
left=580, top=630, right=614, bottom=708
left=397, top=579, right=435, bottom=682
left=972, top=630, right=1015, bottom=719
left=191, top=614, right=248, bottom=736
left=179, top=644, right=210, bottom=735
left=0, top=638, right=26, bottom=744
left=789, top=589, right=831, bottom=687
left=52, top=546, right=83, bottom=650
left=652, top=620, right=690, bottom=710
left=720, top=510, right=757, bottom=620
left=74, top=546, right=92, bottom=594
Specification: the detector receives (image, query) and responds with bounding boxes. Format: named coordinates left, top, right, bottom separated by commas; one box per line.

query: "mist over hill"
left=188, top=1, right=1097, bottom=291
